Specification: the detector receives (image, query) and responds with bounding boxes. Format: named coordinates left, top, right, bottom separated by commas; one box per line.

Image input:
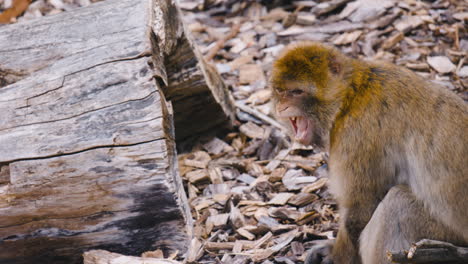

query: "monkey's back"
left=345, top=60, right=468, bottom=240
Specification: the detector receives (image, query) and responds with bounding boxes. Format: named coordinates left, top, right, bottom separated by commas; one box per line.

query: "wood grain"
left=0, top=0, right=221, bottom=262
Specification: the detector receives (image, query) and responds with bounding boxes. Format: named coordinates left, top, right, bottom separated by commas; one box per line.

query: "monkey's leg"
left=329, top=207, right=367, bottom=264
left=359, top=185, right=466, bottom=264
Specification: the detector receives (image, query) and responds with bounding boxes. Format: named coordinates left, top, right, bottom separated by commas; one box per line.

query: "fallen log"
left=83, top=250, right=182, bottom=264
left=387, top=239, right=468, bottom=264
left=0, top=0, right=234, bottom=263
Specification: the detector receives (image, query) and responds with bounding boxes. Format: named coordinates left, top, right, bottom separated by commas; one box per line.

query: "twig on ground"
left=205, top=22, right=241, bottom=61
left=235, top=101, right=288, bottom=134
left=387, top=239, right=468, bottom=264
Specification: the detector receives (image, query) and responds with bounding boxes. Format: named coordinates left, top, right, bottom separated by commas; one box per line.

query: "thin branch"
left=235, top=101, right=288, bottom=134
left=387, top=239, right=468, bottom=264
left=204, top=22, right=241, bottom=61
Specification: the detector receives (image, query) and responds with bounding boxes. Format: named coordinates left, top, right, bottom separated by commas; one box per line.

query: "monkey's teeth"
left=290, top=117, right=298, bottom=134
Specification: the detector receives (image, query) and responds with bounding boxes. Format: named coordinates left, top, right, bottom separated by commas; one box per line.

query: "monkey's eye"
left=289, top=89, right=304, bottom=96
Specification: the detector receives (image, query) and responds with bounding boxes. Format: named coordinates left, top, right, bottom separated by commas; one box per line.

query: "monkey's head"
left=270, top=42, right=349, bottom=149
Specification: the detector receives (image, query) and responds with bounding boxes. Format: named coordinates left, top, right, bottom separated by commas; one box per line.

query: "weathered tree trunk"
left=83, top=250, right=183, bottom=264
left=0, top=0, right=234, bottom=263
left=388, top=239, right=468, bottom=264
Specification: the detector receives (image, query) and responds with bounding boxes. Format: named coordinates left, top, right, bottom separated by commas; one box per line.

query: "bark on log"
left=388, top=239, right=468, bottom=264
left=83, top=250, right=182, bottom=264
left=0, top=0, right=234, bottom=263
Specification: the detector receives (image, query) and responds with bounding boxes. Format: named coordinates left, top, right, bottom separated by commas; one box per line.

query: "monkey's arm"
left=305, top=202, right=378, bottom=264
left=330, top=206, right=375, bottom=263
left=327, top=145, right=395, bottom=264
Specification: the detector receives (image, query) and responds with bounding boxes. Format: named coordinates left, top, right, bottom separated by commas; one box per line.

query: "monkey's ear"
left=328, top=54, right=342, bottom=75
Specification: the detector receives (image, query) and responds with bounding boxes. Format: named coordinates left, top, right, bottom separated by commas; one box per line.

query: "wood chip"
left=237, top=227, right=256, bottom=240
left=261, top=8, right=289, bottom=21
left=254, top=231, right=274, bottom=249
left=141, top=249, right=164, bottom=258
left=184, top=151, right=211, bottom=168
left=302, top=177, right=328, bottom=193
left=203, top=137, right=233, bottom=155
left=179, top=1, right=199, bottom=11
left=208, top=168, right=224, bottom=184
left=230, top=204, right=246, bottom=229
left=458, top=66, right=468, bottom=78
left=282, top=169, right=318, bottom=191
left=268, top=207, right=301, bottom=220
left=453, top=12, right=468, bottom=21
left=194, top=198, right=215, bottom=211
left=406, top=62, right=430, bottom=71
left=382, top=31, right=404, bottom=49
left=254, top=207, right=270, bottom=222
left=296, top=211, right=321, bottom=225
left=333, top=30, right=362, bottom=45
left=186, top=169, right=209, bottom=184
left=229, top=55, right=254, bottom=70
left=232, top=240, right=243, bottom=253
left=278, top=21, right=363, bottom=36
left=237, top=173, right=256, bottom=184
left=427, top=56, right=456, bottom=74
left=239, top=121, right=267, bottom=139
left=207, top=213, right=230, bottom=227
left=239, top=64, right=266, bottom=85
left=291, top=241, right=305, bottom=256
left=339, top=0, right=394, bottom=22
left=312, top=0, right=350, bottom=15
left=394, top=15, right=424, bottom=33
left=268, top=192, right=295, bottom=205
left=369, top=8, right=402, bottom=29
left=296, top=14, right=316, bottom=25
left=288, top=193, right=319, bottom=207
left=246, top=89, right=272, bottom=105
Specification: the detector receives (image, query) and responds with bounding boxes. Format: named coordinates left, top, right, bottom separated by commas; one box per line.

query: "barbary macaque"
left=270, top=42, right=468, bottom=264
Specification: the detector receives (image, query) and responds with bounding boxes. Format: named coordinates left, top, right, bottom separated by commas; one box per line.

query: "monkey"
left=270, top=42, right=468, bottom=264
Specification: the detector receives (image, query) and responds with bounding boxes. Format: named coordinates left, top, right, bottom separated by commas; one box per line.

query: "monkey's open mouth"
left=290, top=117, right=312, bottom=144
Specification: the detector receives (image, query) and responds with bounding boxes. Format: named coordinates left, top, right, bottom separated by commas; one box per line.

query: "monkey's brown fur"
left=271, top=42, right=468, bottom=264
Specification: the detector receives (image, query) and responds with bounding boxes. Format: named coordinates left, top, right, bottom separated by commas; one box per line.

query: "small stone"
left=427, top=56, right=456, bottom=74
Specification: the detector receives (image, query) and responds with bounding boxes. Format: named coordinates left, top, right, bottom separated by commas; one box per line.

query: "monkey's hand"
left=305, top=239, right=335, bottom=264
